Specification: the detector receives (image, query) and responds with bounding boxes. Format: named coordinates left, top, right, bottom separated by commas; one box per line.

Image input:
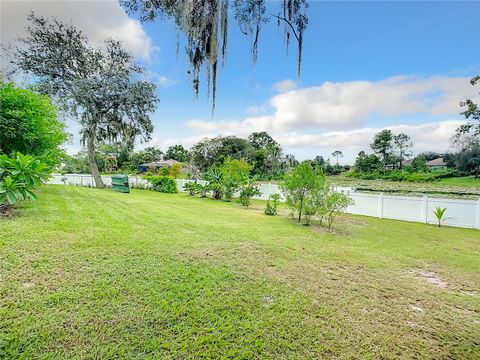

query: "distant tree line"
left=351, top=76, right=480, bottom=182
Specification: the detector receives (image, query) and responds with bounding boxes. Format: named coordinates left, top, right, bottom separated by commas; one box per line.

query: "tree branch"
left=271, top=14, right=300, bottom=43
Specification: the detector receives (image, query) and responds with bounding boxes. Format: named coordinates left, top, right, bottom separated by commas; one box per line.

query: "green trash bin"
left=111, top=174, right=130, bottom=193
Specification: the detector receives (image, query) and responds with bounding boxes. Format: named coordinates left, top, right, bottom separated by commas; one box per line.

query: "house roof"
left=139, top=159, right=181, bottom=167
left=425, top=157, right=446, bottom=166
left=402, top=159, right=413, bottom=166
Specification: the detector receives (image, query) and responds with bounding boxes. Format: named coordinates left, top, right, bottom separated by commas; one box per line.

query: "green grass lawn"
left=437, top=176, right=480, bottom=188
left=1, top=186, right=479, bottom=359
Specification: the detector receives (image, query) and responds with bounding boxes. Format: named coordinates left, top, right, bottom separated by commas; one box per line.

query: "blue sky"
left=2, top=1, right=480, bottom=163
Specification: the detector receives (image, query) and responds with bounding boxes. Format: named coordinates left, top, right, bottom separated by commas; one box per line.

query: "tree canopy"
left=453, top=75, right=480, bottom=150
left=10, top=14, right=159, bottom=187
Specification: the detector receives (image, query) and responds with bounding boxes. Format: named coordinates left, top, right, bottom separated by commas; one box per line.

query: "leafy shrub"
left=184, top=181, right=199, bottom=195
left=319, top=188, right=354, bottom=229
left=204, top=166, right=224, bottom=199
left=264, top=193, right=280, bottom=216
left=0, top=153, right=49, bottom=212
left=237, top=183, right=260, bottom=207
left=348, top=168, right=456, bottom=182
left=197, top=183, right=209, bottom=197
left=144, top=175, right=178, bottom=193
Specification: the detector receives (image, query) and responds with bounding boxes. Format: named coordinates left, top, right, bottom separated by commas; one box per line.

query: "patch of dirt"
left=0, top=204, right=16, bottom=217
left=411, top=269, right=449, bottom=289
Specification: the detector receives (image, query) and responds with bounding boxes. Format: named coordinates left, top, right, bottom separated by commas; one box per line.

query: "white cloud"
left=277, top=120, right=462, bottom=152
left=183, top=75, right=480, bottom=162
left=189, top=76, right=478, bottom=134
left=0, top=0, right=155, bottom=61
left=146, top=71, right=178, bottom=88
left=272, top=79, right=298, bottom=93
left=277, top=120, right=463, bottom=163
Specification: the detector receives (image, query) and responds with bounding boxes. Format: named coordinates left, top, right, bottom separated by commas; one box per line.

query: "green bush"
left=348, top=168, right=456, bottom=182
left=184, top=181, right=199, bottom=196
left=264, top=194, right=280, bottom=216
left=0, top=153, right=50, bottom=212
left=237, top=183, right=260, bottom=207
left=144, top=175, right=178, bottom=193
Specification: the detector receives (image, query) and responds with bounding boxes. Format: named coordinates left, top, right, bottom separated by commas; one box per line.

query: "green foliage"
left=453, top=76, right=479, bottom=148
left=221, top=158, right=252, bottom=201
left=348, top=168, right=456, bottom=182
left=166, top=145, right=189, bottom=162
left=353, top=151, right=381, bottom=173
left=371, top=129, right=393, bottom=173
left=184, top=181, right=201, bottom=196
left=204, top=166, right=224, bottom=199
left=282, top=161, right=326, bottom=222
left=453, top=145, right=480, bottom=177
left=264, top=194, right=280, bottom=216
left=0, top=82, right=67, bottom=166
left=196, top=183, right=209, bottom=197
left=144, top=175, right=178, bottom=193
left=0, top=153, right=49, bottom=208
left=433, top=207, right=448, bottom=228
left=203, top=158, right=253, bottom=201
left=237, top=182, right=261, bottom=207
left=190, top=136, right=252, bottom=173
left=319, top=188, right=354, bottom=229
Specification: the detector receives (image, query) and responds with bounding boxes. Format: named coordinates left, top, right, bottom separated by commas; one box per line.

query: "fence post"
left=476, top=198, right=480, bottom=230
left=378, top=193, right=384, bottom=219
left=422, top=196, right=428, bottom=223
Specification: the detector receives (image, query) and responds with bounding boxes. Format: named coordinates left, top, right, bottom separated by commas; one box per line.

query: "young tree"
left=319, top=187, right=354, bottom=229
left=0, top=82, right=68, bottom=166
left=166, top=145, right=189, bottom=162
left=393, top=133, right=413, bottom=170
left=10, top=14, right=159, bottom=187
left=331, top=150, right=343, bottom=166
left=371, top=129, right=393, bottom=173
left=282, top=161, right=325, bottom=222
left=169, top=163, right=183, bottom=179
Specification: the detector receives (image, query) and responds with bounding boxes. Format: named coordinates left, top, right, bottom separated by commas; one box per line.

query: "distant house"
left=138, top=159, right=181, bottom=173
left=401, top=159, right=413, bottom=167
left=425, top=157, right=446, bottom=169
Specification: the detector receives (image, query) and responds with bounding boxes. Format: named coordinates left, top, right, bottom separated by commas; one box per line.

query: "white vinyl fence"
left=48, top=174, right=480, bottom=230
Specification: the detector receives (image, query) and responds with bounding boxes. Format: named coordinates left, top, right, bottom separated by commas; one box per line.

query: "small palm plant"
left=433, top=207, right=448, bottom=228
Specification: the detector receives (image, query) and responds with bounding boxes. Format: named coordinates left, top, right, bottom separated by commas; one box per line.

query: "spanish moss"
left=122, top=0, right=308, bottom=112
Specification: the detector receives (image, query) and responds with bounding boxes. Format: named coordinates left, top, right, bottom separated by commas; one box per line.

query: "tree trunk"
left=87, top=133, right=104, bottom=188
left=298, top=193, right=304, bottom=222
